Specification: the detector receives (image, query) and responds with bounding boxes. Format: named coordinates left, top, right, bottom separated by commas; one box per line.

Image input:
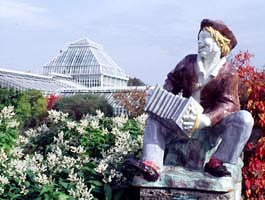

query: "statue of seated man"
left=124, top=19, right=254, bottom=182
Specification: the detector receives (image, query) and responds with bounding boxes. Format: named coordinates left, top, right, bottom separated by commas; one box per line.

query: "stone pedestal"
left=133, top=166, right=242, bottom=200
left=139, top=188, right=235, bottom=200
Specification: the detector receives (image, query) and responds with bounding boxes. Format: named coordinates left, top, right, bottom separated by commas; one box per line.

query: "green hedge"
left=53, top=94, right=113, bottom=120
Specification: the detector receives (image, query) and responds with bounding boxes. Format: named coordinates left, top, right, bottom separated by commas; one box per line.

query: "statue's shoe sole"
left=123, top=158, right=160, bottom=182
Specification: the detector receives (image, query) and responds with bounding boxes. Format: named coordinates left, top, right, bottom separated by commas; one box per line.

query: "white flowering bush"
left=0, top=106, right=20, bottom=151
left=0, top=107, right=147, bottom=199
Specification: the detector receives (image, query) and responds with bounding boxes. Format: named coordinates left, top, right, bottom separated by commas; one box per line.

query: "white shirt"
left=192, top=56, right=226, bottom=102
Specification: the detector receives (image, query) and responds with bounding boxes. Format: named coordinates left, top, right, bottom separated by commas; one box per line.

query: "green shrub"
left=0, top=88, right=20, bottom=110
left=16, top=89, right=47, bottom=129
left=0, top=106, right=20, bottom=151
left=0, top=88, right=47, bottom=129
left=53, top=94, right=113, bottom=120
left=0, top=108, right=146, bottom=199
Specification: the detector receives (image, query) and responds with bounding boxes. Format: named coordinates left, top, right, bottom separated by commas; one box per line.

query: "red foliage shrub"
left=112, top=87, right=149, bottom=117
left=235, top=51, right=265, bottom=198
left=46, top=94, right=62, bottom=110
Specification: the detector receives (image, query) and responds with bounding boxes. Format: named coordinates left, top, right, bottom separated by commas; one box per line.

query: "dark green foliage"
left=53, top=94, right=113, bottom=120
left=122, top=119, right=142, bottom=139
left=0, top=117, right=18, bottom=151
left=23, top=128, right=57, bottom=155
left=80, top=126, right=115, bottom=158
left=127, top=77, right=145, bottom=86
left=0, top=88, right=47, bottom=129
left=16, top=89, right=48, bottom=129
left=0, top=88, right=20, bottom=110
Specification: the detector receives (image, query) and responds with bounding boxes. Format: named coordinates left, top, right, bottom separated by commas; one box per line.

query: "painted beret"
left=200, top=19, right=237, bottom=50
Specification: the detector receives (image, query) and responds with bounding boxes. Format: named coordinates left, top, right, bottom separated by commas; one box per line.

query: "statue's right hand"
left=182, top=106, right=197, bottom=132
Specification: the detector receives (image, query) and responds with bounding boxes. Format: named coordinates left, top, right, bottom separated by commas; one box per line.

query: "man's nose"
left=198, top=40, right=204, bottom=46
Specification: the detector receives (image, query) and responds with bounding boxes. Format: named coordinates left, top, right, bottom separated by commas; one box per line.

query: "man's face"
left=198, top=30, right=220, bottom=59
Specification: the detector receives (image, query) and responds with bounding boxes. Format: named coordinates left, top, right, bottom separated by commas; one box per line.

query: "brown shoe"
left=123, top=158, right=160, bottom=182
left=204, top=162, right=231, bottom=177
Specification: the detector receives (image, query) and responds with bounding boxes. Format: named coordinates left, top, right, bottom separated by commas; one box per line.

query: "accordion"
left=144, top=85, right=204, bottom=137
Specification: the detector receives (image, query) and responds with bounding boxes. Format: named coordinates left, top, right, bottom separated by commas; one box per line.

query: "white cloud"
left=1, top=0, right=265, bottom=85
left=0, top=0, right=57, bottom=28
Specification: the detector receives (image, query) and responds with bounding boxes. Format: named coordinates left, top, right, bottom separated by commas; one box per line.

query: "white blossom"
left=0, top=187, right=4, bottom=195
left=0, top=175, right=9, bottom=185
left=9, top=159, right=27, bottom=175
left=0, top=106, right=15, bottom=119
left=68, top=178, right=94, bottom=200
left=77, top=127, right=85, bottom=135
left=95, top=160, right=108, bottom=174
left=24, top=154, right=46, bottom=173
left=0, top=149, right=8, bottom=162
left=47, top=152, right=58, bottom=168
left=135, top=113, right=148, bottom=131
left=101, top=128, right=108, bottom=136
left=67, top=121, right=77, bottom=130
left=37, top=124, right=49, bottom=133
left=54, top=131, right=65, bottom=144
left=112, top=114, right=128, bottom=128
left=96, top=110, right=104, bottom=119
left=34, top=173, right=50, bottom=186
left=7, top=119, right=20, bottom=128
left=80, top=119, right=89, bottom=128
left=20, top=185, right=29, bottom=195
left=48, top=110, right=68, bottom=123
left=62, top=156, right=76, bottom=168
left=90, top=120, right=99, bottom=129
left=70, top=145, right=85, bottom=154
left=16, top=135, right=29, bottom=145
left=24, top=128, right=38, bottom=137
left=10, top=147, right=24, bottom=158
left=34, top=153, right=44, bottom=163
left=67, top=168, right=79, bottom=182
left=54, top=146, right=63, bottom=157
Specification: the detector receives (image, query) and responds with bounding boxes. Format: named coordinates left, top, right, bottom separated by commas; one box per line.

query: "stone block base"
left=133, top=166, right=242, bottom=200
left=140, top=188, right=234, bottom=200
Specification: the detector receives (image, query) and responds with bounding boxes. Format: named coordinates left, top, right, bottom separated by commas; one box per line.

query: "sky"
left=1, top=0, right=265, bottom=86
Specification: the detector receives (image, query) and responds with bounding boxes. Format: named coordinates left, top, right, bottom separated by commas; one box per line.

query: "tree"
left=127, top=77, right=145, bottom=86
left=16, top=89, right=48, bottom=129
left=0, top=88, right=20, bottom=110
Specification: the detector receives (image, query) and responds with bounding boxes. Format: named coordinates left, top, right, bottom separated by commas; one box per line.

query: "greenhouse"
left=0, top=38, right=136, bottom=115
left=0, top=68, right=88, bottom=96
left=42, top=38, right=129, bottom=88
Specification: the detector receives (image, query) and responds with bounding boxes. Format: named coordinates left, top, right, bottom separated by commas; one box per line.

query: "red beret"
left=200, top=19, right=237, bottom=50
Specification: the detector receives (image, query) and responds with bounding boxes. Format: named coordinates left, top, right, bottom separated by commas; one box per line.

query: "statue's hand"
left=198, top=114, right=211, bottom=129
left=182, top=106, right=197, bottom=132
left=182, top=106, right=211, bottom=132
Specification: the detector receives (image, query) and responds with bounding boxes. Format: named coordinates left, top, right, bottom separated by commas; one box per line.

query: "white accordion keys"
left=144, top=85, right=204, bottom=137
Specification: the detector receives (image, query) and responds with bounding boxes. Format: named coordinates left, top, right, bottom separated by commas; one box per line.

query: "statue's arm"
left=163, top=56, right=189, bottom=94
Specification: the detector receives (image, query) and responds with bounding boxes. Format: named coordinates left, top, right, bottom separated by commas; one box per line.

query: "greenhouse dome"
left=42, top=38, right=129, bottom=88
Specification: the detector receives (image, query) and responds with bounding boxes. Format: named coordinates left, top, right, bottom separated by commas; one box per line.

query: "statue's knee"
left=234, top=110, right=254, bottom=141
left=238, top=110, right=254, bottom=128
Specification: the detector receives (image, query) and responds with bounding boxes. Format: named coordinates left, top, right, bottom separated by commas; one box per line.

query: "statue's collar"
left=196, top=56, right=226, bottom=78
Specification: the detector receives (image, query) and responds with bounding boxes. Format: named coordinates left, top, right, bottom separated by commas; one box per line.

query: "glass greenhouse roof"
left=0, top=68, right=88, bottom=94
left=43, top=38, right=128, bottom=80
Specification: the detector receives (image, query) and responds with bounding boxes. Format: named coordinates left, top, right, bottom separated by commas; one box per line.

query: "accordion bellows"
left=144, top=85, right=204, bottom=137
